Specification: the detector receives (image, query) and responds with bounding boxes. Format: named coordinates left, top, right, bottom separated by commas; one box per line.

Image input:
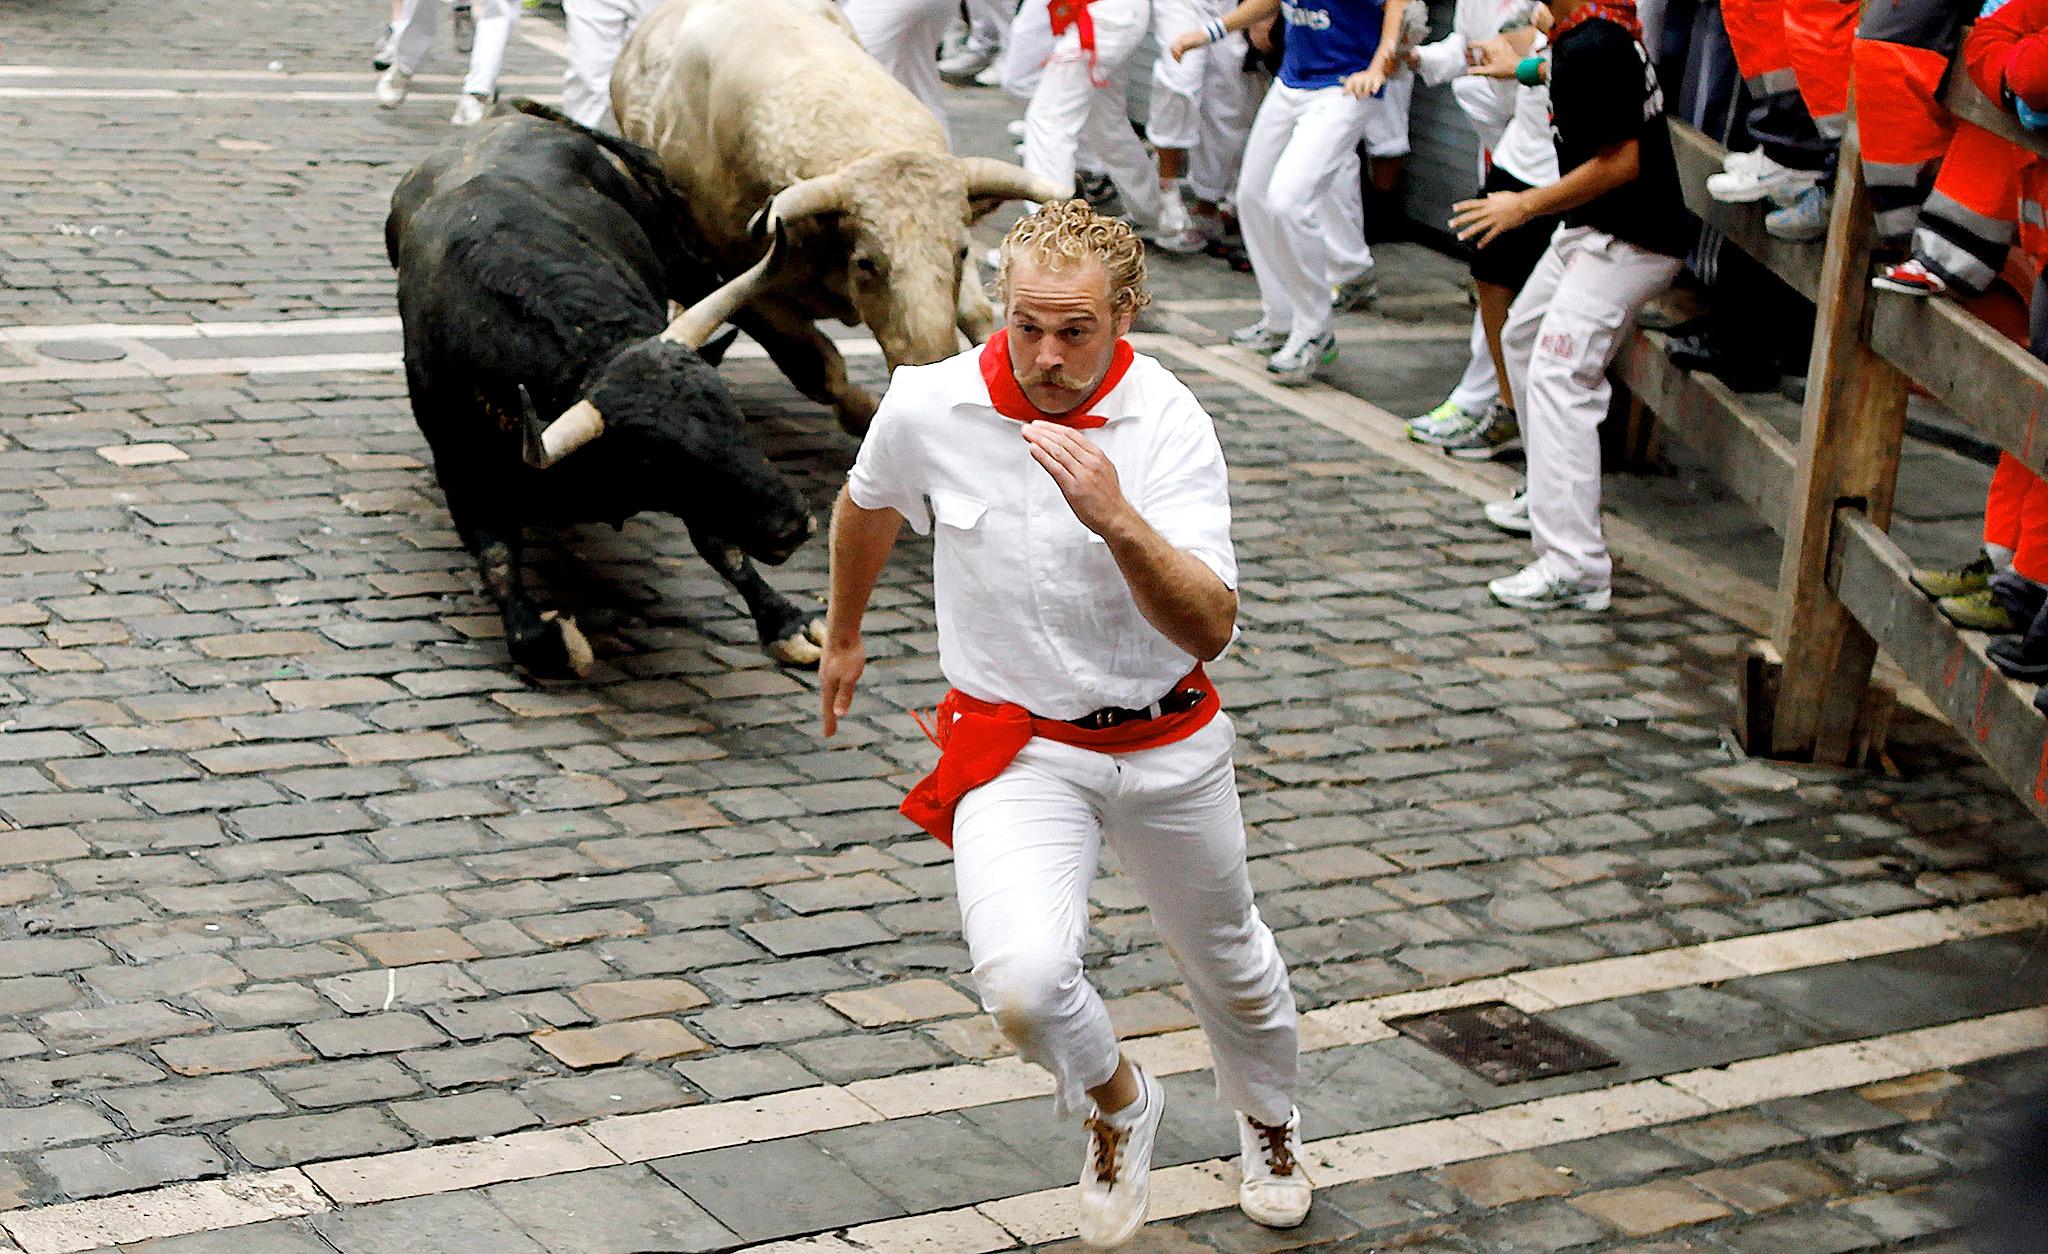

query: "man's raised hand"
left=1021, top=421, right=1135, bottom=540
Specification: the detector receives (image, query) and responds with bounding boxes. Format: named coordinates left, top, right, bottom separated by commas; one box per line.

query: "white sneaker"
left=1484, top=481, right=1531, bottom=534
left=1236, top=1108, right=1312, bottom=1229
left=1331, top=267, right=1378, bottom=312
left=973, top=60, right=1006, bottom=87
left=1488, top=559, right=1610, bottom=611
left=1006, top=118, right=1027, bottom=140
left=1266, top=332, right=1337, bottom=386
left=375, top=66, right=412, bottom=109
left=1149, top=199, right=1207, bottom=255
left=1721, top=147, right=1768, bottom=177
left=940, top=45, right=997, bottom=82
left=1705, top=152, right=1820, bottom=206
left=1078, top=1067, right=1164, bottom=1248
left=1230, top=320, right=1288, bottom=353
left=450, top=93, right=490, bottom=126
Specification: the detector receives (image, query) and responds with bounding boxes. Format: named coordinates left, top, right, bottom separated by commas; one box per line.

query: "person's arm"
left=1344, top=0, right=1411, bottom=95
left=1019, top=423, right=1236, bottom=661
left=1450, top=138, right=1640, bottom=245
left=1169, top=0, right=1283, bottom=60
left=820, top=487, right=904, bottom=737
left=1966, top=0, right=2048, bottom=109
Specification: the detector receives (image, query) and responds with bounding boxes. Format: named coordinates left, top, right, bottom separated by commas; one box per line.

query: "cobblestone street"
left=0, top=2, right=2045, bottom=1251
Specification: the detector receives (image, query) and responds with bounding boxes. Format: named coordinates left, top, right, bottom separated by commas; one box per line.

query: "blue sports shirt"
left=1278, top=0, right=1389, bottom=90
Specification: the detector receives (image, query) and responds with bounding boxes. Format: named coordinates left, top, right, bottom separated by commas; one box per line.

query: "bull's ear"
left=695, top=326, right=742, bottom=367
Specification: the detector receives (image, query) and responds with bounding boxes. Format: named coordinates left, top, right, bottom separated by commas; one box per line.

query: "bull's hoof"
left=836, top=390, right=878, bottom=438
left=522, top=610, right=595, bottom=678
left=767, top=618, right=826, bottom=669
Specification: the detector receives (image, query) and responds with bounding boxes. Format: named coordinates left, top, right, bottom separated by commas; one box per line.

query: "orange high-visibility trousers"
left=1914, top=121, right=2027, bottom=295
left=1785, top=0, right=1856, bottom=138
left=1855, top=37, right=1956, bottom=239
left=1722, top=0, right=1797, bottom=93
left=1986, top=454, right=2048, bottom=584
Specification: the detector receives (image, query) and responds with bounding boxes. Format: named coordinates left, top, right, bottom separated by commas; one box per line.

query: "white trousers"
left=1447, top=308, right=1502, bottom=413
left=391, top=0, right=519, bottom=97
left=1021, top=0, right=1165, bottom=225
left=1147, top=0, right=1261, bottom=205
left=562, top=0, right=655, bottom=130
left=954, top=714, right=1298, bottom=1126
left=844, top=0, right=957, bottom=148
left=1237, top=81, right=1375, bottom=340
left=1501, top=225, right=1681, bottom=584
left=966, top=0, right=1014, bottom=53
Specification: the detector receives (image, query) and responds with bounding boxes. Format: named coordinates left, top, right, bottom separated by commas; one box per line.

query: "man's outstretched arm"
left=821, top=485, right=905, bottom=737
left=1021, top=422, right=1237, bottom=661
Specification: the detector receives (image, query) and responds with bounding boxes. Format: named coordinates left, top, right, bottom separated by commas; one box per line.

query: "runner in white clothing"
left=1148, top=0, right=1263, bottom=253
left=376, top=0, right=521, bottom=126
left=562, top=0, right=656, bottom=131
left=843, top=0, right=959, bottom=147
left=822, top=201, right=1307, bottom=1250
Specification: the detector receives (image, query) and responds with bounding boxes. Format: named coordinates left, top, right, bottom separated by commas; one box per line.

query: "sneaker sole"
left=1870, top=277, right=1942, bottom=297
left=1447, top=437, right=1522, bottom=461
left=1485, top=515, right=1532, bottom=535
left=1491, top=585, right=1611, bottom=611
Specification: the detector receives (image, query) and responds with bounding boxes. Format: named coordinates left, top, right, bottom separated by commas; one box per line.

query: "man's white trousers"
left=1236, top=81, right=1376, bottom=340
left=1501, top=225, right=1681, bottom=585
left=391, top=0, right=519, bottom=98
left=844, top=0, right=957, bottom=148
left=1020, top=0, right=1166, bottom=226
left=953, top=714, right=1298, bottom=1127
left=1147, top=0, right=1260, bottom=205
left=562, top=0, right=655, bottom=131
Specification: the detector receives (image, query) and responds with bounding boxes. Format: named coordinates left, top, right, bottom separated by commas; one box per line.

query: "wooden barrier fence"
left=1615, top=47, right=2048, bottom=820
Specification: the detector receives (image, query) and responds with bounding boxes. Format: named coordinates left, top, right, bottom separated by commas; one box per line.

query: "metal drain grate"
left=1389, top=1002, right=1619, bottom=1085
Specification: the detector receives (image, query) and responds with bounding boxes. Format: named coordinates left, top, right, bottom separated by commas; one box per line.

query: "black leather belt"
left=1063, top=687, right=1208, bottom=731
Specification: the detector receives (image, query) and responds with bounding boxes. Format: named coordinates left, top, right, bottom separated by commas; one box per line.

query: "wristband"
left=1514, top=55, right=1545, bottom=85
left=1202, top=18, right=1229, bottom=44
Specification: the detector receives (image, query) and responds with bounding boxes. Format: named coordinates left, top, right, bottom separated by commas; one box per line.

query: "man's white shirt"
left=846, top=345, right=1237, bottom=721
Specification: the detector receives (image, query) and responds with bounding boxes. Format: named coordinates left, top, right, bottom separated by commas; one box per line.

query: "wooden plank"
left=1942, top=45, right=2048, bottom=161
left=1668, top=121, right=1823, bottom=302
left=1869, top=290, right=2048, bottom=479
left=1614, top=331, right=1799, bottom=536
left=1830, top=511, right=2048, bottom=822
left=1767, top=121, right=1913, bottom=764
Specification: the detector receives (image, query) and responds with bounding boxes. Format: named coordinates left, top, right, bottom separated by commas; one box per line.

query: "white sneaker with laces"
left=1266, top=331, right=1337, bottom=386
left=450, top=93, right=490, bottom=127
left=1484, top=482, right=1531, bottom=534
left=1236, top=1108, right=1312, bottom=1228
left=1149, top=198, right=1208, bottom=255
left=1705, top=151, right=1819, bottom=206
left=375, top=66, right=412, bottom=109
left=940, top=45, right=997, bottom=81
left=973, top=59, right=1006, bottom=87
left=1765, top=184, right=1830, bottom=241
left=1078, top=1067, right=1165, bottom=1249
left=1488, top=559, right=1610, bottom=611
left=1230, top=320, right=1288, bottom=353
left=1721, top=147, right=1768, bottom=177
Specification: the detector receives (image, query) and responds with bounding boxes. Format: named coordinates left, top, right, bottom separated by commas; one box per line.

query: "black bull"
left=385, top=101, right=824, bottom=678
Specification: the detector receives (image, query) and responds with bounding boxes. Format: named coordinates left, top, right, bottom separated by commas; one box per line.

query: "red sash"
left=900, top=666, right=1220, bottom=845
left=1047, top=0, right=1107, bottom=86
left=979, top=330, right=1133, bottom=429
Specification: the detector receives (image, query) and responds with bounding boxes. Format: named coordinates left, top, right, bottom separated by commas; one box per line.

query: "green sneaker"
left=1440, top=404, right=1523, bottom=461
left=1910, top=553, right=1993, bottom=599
left=1937, top=588, right=2018, bottom=633
left=1407, top=398, right=1483, bottom=445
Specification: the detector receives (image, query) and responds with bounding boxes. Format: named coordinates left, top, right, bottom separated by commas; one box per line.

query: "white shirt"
left=1493, top=39, right=1557, bottom=187
left=846, top=344, right=1237, bottom=721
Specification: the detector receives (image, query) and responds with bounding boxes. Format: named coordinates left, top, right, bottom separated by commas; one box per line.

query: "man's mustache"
left=1016, top=364, right=1092, bottom=390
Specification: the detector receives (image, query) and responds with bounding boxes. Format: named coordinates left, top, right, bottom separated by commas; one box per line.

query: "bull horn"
left=659, top=218, right=788, bottom=349
left=520, top=385, right=604, bottom=469
left=748, top=170, right=857, bottom=238
left=959, top=157, right=1070, bottom=206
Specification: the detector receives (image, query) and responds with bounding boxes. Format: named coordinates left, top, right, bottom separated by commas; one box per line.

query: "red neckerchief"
left=1552, top=0, right=1642, bottom=40
left=900, top=666, right=1220, bottom=845
left=1048, top=0, right=1107, bottom=86
left=978, top=328, right=1135, bottom=430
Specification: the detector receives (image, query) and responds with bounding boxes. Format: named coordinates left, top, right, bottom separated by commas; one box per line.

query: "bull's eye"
left=854, top=256, right=881, bottom=280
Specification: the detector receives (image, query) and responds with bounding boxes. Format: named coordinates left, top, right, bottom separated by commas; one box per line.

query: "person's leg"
left=1783, top=0, right=1856, bottom=143
left=1233, top=85, right=1304, bottom=335
left=953, top=742, right=1122, bottom=1119
left=1853, top=32, right=1957, bottom=242
left=561, top=0, right=635, bottom=129
left=1100, top=715, right=1297, bottom=1128
left=966, top=0, right=1013, bottom=53
left=1498, top=229, right=1568, bottom=431
left=1359, top=73, right=1413, bottom=240
left=1022, top=27, right=1098, bottom=204
left=1521, top=232, right=1684, bottom=587
left=1074, top=0, right=1166, bottom=227
left=1987, top=454, right=2033, bottom=571
left=845, top=0, right=955, bottom=146
left=1002, top=0, right=1054, bottom=101
left=1262, top=87, right=1372, bottom=341
left=390, top=0, right=440, bottom=75
left=1476, top=286, right=1516, bottom=409
left=1910, top=122, right=2024, bottom=297
left=1191, top=29, right=1261, bottom=208
left=462, top=0, right=519, bottom=98
left=1323, top=148, right=1373, bottom=285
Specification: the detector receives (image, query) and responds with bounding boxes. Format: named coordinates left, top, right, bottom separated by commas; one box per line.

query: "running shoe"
left=1765, top=185, right=1830, bottom=242
left=1330, top=267, right=1378, bottom=312
left=1439, top=402, right=1522, bottom=461
left=1266, top=331, right=1337, bottom=386
left=1407, top=398, right=1483, bottom=445
left=1911, top=553, right=1993, bottom=599
left=1706, top=151, right=1820, bottom=206
left=1484, top=482, right=1531, bottom=534
left=1230, top=320, right=1288, bottom=353
left=1077, top=1067, right=1164, bottom=1248
left=1488, top=559, right=1610, bottom=611
left=1236, top=1108, right=1312, bottom=1229
left=450, top=93, right=490, bottom=126
left=375, top=66, right=413, bottom=109
left=940, top=45, right=997, bottom=82
left=1938, top=588, right=2019, bottom=633
left=1872, top=257, right=1948, bottom=297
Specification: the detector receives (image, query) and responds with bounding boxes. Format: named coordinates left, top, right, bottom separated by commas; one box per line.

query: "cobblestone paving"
left=0, top=4, right=2044, bottom=1251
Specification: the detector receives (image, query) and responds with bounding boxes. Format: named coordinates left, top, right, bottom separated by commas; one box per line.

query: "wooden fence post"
left=1758, top=116, right=1913, bottom=764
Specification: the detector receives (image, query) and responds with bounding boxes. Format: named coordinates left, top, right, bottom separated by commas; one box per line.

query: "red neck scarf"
left=1552, top=0, right=1643, bottom=40
left=978, top=329, right=1135, bottom=430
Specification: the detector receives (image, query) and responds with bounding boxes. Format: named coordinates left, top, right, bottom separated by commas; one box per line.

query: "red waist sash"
left=900, top=665, right=1220, bottom=845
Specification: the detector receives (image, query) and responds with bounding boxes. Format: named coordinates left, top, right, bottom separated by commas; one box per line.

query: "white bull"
left=612, top=0, right=1067, bottom=435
